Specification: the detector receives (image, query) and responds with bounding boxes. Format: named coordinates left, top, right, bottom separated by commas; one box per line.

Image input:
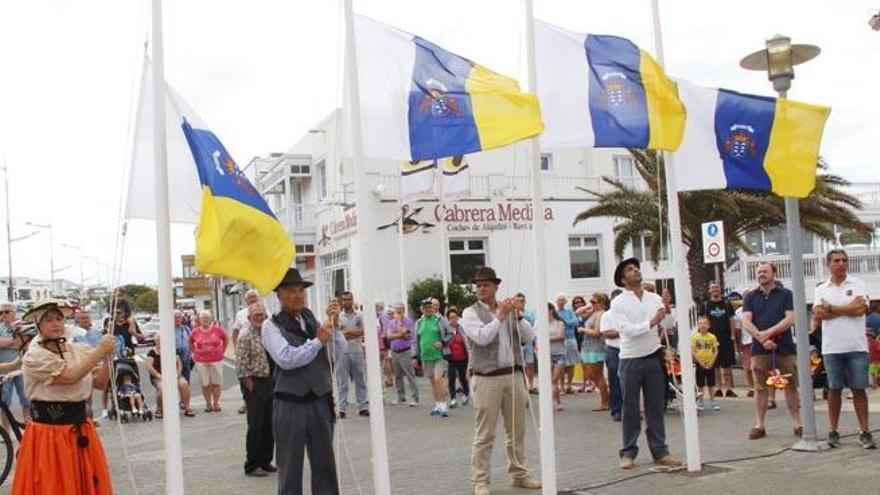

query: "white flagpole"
left=649, top=0, right=702, bottom=472
left=343, top=0, right=393, bottom=493
left=150, top=0, right=186, bottom=492
left=524, top=1, right=557, bottom=492
left=438, top=167, right=450, bottom=297
left=397, top=201, right=408, bottom=305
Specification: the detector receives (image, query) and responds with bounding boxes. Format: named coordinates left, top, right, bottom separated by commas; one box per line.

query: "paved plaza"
left=3, top=360, right=876, bottom=495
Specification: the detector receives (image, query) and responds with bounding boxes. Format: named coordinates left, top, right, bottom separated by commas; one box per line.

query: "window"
left=569, top=235, right=601, bottom=279
left=449, top=239, right=487, bottom=284
left=632, top=233, right=668, bottom=262
left=540, top=153, right=553, bottom=172
left=613, top=155, right=637, bottom=189
left=315, top=159, right=328, bottom=200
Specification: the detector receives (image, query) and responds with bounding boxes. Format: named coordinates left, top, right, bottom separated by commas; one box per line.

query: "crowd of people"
left=1, top=247, right=878, bottom=494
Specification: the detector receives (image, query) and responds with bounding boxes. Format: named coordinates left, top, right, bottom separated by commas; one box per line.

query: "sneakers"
left=696, top=401, right=705, bottom=412
left=510, top=477, right=542, bottom=489
left=390, top=399, right=402, bottom=406
left=358, top=409, right=370, bottom=417
left=860, top=431, right=877, bottom=450
left=711, top=400, right=721, bottom=411
left=449, top=399, right=458, bottom=409
left=408, top=399, right=419, bottom=408
left=245, top=468, right=269, bottom=477
left=619, top=457, right=635, bottom=470
left=725, top=389, right=738, bottom=398
left=462, top=395, right=470, bottom=406
left=430, top=405, right=440, bottom=417
left=827, top=430, right=841, bottom=448
left=473, top=482, right=490, bottom=495
left=654, top=455, right=682, bottom=468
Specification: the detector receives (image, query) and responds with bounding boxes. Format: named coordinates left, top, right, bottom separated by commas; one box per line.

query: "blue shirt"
left=743, top=284, right=795, bottom=355
left=866, top=312, right=880, bottom=333
left=73, top=327, right=103, bottom=348
left=175, top=325, right=192, bottom=361
left=556, top=308, right=578, bottom=340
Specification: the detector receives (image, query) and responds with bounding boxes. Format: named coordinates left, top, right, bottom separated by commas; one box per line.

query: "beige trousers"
left=471, top=371, right=529, bottom=484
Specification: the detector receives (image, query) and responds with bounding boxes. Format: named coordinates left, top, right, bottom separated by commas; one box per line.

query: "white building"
left=248, top=110, right=880, bottom=310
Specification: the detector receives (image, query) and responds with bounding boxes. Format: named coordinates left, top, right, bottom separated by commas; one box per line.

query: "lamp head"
left=739, top=34, right=820, bottom=95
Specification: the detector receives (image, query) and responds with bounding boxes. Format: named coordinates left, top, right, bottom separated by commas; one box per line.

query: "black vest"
left=271, top=308, right=332, bottom=398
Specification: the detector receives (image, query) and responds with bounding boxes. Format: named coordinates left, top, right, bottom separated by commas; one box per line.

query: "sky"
left=0, top=0, right=878, bottom=286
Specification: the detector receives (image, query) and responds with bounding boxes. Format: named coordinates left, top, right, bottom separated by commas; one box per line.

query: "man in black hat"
left=460, top=266, right=541, bottom=495
left=611, top=258, right=681, bottom=470
left=261, top=268, right=342, bottom=494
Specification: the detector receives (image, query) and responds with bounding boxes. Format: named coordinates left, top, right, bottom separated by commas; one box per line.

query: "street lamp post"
left=3, top=163, right=13, bottom=302
left=24, top=220, right=55, bottom=294
left=61, top=243, right=85, bottom=305
left=740, top=35, right=828, bottom=452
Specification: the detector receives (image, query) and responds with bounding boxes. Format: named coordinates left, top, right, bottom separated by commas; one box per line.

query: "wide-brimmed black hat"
left=613, top=258, right=640, bottom=288
left=470, top=266, right=501, bottom=285
left=274, top=268, right=313, bottom=290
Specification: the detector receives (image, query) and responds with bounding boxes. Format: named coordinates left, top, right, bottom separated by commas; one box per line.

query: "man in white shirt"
left=611, top=258, right=681, bottom=470
left=813, top=249, right=875, bottom=449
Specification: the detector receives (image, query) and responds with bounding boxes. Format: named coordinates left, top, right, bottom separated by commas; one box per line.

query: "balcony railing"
left=840, top=182, right=880, bottom=206
left=725, top=251, right=880, bottom=297
left=366, top=173, right=648, bottom=201
left=276, top=203, right=318, bottom=231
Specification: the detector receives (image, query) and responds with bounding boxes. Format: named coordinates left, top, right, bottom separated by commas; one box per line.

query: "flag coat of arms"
left=351, top=14, right=543, bottom=161
left=674, top=80, right=830, bottom=198
left=182, top=120, right=295, bottom=293
left=535, top=19, right=685, bottom=151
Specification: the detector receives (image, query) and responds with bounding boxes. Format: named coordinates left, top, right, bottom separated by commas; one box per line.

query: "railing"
left=725, top=251, right=880, bottom=293
left=366, top=173, right=648, bottom=201
left=840, top=182, right=880, bottom=206
left=275, top=203, right=318, bottom=231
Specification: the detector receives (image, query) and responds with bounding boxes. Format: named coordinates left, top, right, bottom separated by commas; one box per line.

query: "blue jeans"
left=605, top=346, right=622, bottom=417
left=824, top=351, right=869, bottom=390
left=1, top=375, right=30, bottom=409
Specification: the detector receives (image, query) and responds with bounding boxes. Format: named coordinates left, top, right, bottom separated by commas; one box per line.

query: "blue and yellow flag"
left=354, top=14, right=544, bottom=161
left=535, top=20, right=685, bottom=151
left=182, top=119, right=294, bottom=294
left=675, top=81, right=831, bottom=198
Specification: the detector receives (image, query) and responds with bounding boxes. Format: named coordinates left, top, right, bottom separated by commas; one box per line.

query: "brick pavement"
left=3, top=372, right=878, bottom=494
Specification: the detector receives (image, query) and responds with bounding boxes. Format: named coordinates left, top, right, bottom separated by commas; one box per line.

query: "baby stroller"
left=108, top=355, right=153, bottom=423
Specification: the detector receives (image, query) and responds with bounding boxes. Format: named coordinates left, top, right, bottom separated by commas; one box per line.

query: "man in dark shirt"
left=700, top=282, right=739, bottom=398
left=741, top=262, right=802, bottom=440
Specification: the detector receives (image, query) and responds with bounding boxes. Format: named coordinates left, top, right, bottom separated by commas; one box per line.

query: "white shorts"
left=195, top=362, right=223, bottom=387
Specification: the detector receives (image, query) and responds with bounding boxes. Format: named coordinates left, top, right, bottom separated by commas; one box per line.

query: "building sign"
left=701, top=220, right=726, bottom=264
left=321, top=211, right=358, bottom=243
left=434, top=202, right=555, bottom=232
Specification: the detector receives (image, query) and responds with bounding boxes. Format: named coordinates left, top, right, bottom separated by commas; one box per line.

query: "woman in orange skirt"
left=12, top=299, right=117, bottom=495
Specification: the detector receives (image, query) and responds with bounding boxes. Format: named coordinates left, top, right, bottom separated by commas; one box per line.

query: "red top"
left=869, top=338, right=880, bottom=363
left=189, top=324, right=228, bottom=363
left=449, top=327, right=468, bottom=362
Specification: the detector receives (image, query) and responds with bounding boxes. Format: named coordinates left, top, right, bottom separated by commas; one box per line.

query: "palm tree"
left=574, top=149, right=870, bottom=300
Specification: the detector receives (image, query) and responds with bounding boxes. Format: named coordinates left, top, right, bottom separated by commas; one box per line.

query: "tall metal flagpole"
left=343, top=1, right=393, bottom=492
left=523, top=1, right=557, bottom=492
left=151, top=0, right=185, bottom=492
left=650, top=0, right=702, bottom=472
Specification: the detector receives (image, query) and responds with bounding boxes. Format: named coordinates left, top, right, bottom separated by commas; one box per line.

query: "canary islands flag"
left=352, top=14, right=543, bottom=161
left=674, top=80, right=830, bottom=198
left=535, top=20, right=684, bottom=151
left=182, top=119, right=295, bottom=294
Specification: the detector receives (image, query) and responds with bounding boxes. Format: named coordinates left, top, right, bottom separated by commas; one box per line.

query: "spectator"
left=612, top=258, right=680, bottom=470
left=173, top=310, right=193, bottom=383
left=572, top=295, right=594, bottom=393
left=386, top=303, right=419, bottom=407
left=73, top=312, right=101, bottom=421
left=0, top=302, right=28, bottom=425
left=146, top=333, right=194, bottom=419
left=691, top=315, right=720, bottom=412
left=699, top=282, right=738, bottom=398
left=236, top=303, right=276, bottom=476
left=547, top=302, right=567, bottom=411
left=189, top=311, right=229, bottom=413
left=602, top=289, right=624, bottom=422
left=415, top=298, right=452, bottom=418
left=376, top=302, right=395, bottom=388
left=515, top=293, right=538, bottom=393
left=730, top=291, right=755, bottom=397
left=741, top=262, right=802, bottom=440
left=580, top=293, right=610, bottom=411
left=232, top=289, right=260, bottom=415
left=335, top=291, right=368, bottom=418
left=554, top=294, right=580, bottom=394
left=866, top=302, right=880, bottom=335
left=813, top=249, right=875, bottom=449
left=867, top=329, right=880, bottom=389
left=445, top=307, right=470, bottom=408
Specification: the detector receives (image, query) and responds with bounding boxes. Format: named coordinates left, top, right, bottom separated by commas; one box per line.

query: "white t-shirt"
left=814, top=276, right=869, bottom=354
left=600, top=311, right=620, bottom=349
left=734, top=307, right=752, bottom=346
left=233, top=307, right=250, bottom=339
left=610, top=290, right=663, bottom=359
